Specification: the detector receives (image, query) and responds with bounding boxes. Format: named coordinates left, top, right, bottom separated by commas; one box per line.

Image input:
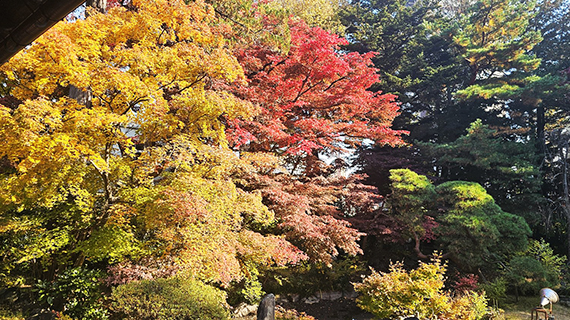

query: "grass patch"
left=500, top=295, right=570, bottom=320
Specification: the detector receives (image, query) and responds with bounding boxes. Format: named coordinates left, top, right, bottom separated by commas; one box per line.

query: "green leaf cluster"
left=419, top=120, right=542, bottom=220
left=504, top=239, right=567, bottom=295
left=36, top=267, right=108, bottom=320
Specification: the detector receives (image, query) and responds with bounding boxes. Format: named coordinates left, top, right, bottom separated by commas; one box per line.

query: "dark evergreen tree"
left=419, top=120, right=542, bottom=221
left=340, top=0, right=471, bottom=142
left=344, top=0, right=550, bottom=254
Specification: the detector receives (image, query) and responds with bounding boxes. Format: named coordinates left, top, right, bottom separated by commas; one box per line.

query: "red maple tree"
left=228, top=20, right=405, bottom=263
left=228, top=20, right=405, bottom=155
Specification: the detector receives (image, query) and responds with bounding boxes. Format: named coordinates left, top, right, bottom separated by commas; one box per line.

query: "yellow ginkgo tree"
left=0, top=0, right=302, bottom=287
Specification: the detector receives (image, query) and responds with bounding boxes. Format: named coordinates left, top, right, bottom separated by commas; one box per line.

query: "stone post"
left=257, top=293, right=275, bottom=320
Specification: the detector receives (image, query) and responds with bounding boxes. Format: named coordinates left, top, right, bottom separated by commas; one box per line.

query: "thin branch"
left=213, top=7, right=247, bottom=29
left=323, top=76, right=347, bottom=92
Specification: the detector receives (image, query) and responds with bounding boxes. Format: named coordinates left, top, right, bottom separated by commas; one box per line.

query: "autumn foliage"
left=2, top=0, right=564, bottom=318
left=0, top=0, right=406, bottom=303
left=355, top=256, right=489, bottom=320
left=224, top=20, right=404, bottom=263
left=0, top=0, right=307, bottom=289
left=229, top=20, right=404, bottom=154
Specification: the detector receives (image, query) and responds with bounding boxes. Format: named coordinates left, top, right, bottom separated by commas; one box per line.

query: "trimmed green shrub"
left=505, top=256, right=548, bottom=296
left=110, top=276, right=229, bottom=320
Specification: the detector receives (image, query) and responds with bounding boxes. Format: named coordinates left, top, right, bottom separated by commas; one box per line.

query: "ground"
left=234, top=294, right=570, bottom=320
left=280, top=297, right=374, bottom=320
left=502, top=295, right=570, bottom=320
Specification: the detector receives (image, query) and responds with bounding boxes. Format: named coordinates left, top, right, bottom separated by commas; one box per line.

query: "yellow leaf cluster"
left=0, top=0, right=251, bottom=205
left=270, top=0, right=347, bottom=33
left=0, top=0, right=291, bottom=285
left=355, top=256, right=489, bottom=320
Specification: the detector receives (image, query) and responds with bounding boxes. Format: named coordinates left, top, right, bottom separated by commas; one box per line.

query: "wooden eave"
left=0, top=0, right=85, bottom=64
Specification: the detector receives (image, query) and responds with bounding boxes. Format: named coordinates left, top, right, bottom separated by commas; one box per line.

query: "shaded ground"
left=280, top=297, right=374, bottom=320
left=502, top=295, right=570, bottom=320
left=234, top=294, right=570, bottom=320
left=233, top=296, right=374, bottom=320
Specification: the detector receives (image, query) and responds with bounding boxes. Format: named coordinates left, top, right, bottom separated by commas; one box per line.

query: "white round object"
left=539, top=288, right=559, bottom=306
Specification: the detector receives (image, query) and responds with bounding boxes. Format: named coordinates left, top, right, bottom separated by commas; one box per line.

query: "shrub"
left=0, top=306, right=24, bottom=320
left=275, top=306, right=316, bottom=320
left=262, top=256, right=364, bottom=298
left=505, top=256, right=548, bottom=296
left=479, top=277, right=507, bottom=306
left=110, top=276, right=229, bottom=320
left=36, top=267, right=108, bottom=320
left=504, top=239, right=567, bottom=296
left=354, top=256, right=489, bottom=320
left=442, top=292, right=489, bottom=320
left=452, top=274, right=479, bottom=293
left=227, top=274, right=264, bottom=305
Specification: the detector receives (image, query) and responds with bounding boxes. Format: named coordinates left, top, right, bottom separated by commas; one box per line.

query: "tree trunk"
left=86, top=0, right=107, bottom=14
left=413, top=232, right=429, bottom=260
left=537, top=104, right=546, bottom=155
left=69, top=85, right=92, bottom=107
left=561, top=141, right=570, bottom=258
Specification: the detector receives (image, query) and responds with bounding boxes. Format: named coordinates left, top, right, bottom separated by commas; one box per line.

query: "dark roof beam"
left=0, top=0, right=86, bottom=64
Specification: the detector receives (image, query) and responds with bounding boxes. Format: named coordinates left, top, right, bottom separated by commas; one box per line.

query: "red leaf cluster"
left=229, top=20, right=405, bottom=154
left=452, top=273, right=480, bottom=293
left=236, top=160, right=385, bottom=263
left=105, top=258, right=179, bottom=285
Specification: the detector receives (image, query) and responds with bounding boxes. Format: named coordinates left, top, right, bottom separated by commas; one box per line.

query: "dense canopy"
left=1, top=0, right=570, bottom=318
